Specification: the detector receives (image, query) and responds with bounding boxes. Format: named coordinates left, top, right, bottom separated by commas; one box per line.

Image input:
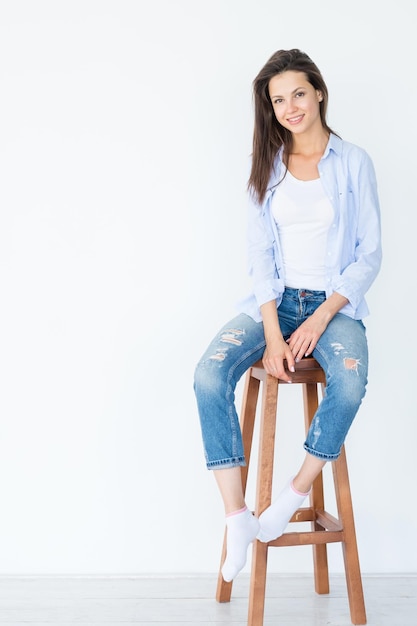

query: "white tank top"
left=271, top=170, right=333, bottom=290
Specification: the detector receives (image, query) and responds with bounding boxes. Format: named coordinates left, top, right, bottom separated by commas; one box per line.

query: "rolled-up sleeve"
left=331, top=149, right=382, bottom=312
left=247, top=193, right=285, bottom=309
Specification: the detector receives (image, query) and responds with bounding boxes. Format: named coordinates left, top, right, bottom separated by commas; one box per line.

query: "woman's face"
left=268, top=70, right=323, bottom=135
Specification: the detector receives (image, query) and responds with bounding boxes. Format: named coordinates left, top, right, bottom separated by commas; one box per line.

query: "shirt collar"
left=263, top=133, right=342, bottom=208
left=322, top=132, right=342, bottom=158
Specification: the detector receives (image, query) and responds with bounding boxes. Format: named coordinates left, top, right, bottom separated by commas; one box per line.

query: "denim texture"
left=194, top=288, right=368, bottom=469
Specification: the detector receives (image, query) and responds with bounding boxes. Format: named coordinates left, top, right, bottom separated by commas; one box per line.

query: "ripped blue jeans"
left=193, top=288, right=368, bottom=469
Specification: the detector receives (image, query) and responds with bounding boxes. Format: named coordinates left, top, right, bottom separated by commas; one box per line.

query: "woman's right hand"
left=262, top=336, right=295, bottom=383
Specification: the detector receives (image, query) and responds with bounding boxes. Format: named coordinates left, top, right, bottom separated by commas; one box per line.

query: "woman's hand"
left=287, top=294, right=348, bottom=362
left=262, top=336, right=295, bottom=383
left=287, top=311, right=329, bottom=362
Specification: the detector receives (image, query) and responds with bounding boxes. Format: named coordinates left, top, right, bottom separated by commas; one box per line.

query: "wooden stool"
left=216, top=357, right=367, bottom=626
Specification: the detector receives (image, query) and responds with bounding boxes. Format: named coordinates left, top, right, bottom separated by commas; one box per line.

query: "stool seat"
left=216, top=357, right=366, bottom=626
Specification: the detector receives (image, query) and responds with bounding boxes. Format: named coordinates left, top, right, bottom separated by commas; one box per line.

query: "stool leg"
left=311, top=471, right=330, bottom=594
left=303, top=383, right=330, bottom=595
left=216, top=370, right=260, bottom=603
left=248, top=541, right=269, bottom=626
left=333, top=448, right=367, bottom=625
left=248, top=374, right=279, bottom=626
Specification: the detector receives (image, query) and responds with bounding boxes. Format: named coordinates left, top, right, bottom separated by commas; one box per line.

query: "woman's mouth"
left=287, top=115, right=304, bottom=125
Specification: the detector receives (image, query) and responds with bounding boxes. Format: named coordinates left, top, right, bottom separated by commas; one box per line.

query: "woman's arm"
left=260, top=300, right=295, bottom=382
left=330, top=149, right=382, bottom=310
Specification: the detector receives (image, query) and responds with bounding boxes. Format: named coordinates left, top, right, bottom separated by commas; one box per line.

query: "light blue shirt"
left=238, top=134, right=382, bottom=322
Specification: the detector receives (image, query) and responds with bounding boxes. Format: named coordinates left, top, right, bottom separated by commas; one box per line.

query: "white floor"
left=0, top=574, right=415, bottom=625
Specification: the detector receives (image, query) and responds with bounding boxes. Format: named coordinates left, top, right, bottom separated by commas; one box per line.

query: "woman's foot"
left=221, top=506, right=260, bottom=582
left=257, top=480, right=310, bottom=543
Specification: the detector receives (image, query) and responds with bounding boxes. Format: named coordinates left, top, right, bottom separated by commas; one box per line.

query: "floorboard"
left=0, top=574, right=415, bottom=625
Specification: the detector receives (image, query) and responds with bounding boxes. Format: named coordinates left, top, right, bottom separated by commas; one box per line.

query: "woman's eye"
left=273, top=98, right=283, bottom=105
left=295, top=91, right=305, bottom=98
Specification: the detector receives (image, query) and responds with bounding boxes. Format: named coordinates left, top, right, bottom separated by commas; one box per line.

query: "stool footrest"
left=288, top=507, right=343, bottom=532
left=268, top=529, right=344, bottom=547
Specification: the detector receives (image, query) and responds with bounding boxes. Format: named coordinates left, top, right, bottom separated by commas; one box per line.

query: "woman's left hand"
left=288, top=293, right=349, bottom=363
left=287, top=313, right=327, bottom=363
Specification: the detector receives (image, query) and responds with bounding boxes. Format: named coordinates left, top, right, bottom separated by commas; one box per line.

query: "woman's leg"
left=305, top=313, right=368, bottom=461
left=293, top=453, right=326, bottom=493
left=194, top=313, right=266, bottom=580
left=214, top=466, right=246, bottom=514
left=194, top=312, right=266, bottom=473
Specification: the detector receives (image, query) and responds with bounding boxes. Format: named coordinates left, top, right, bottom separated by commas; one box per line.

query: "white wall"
left=0, top=0, right=415, bottom=575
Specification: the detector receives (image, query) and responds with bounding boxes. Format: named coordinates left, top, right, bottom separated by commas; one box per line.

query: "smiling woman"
left=269, top=73, right=323, bottom=128
left=269, top=72, right=327, bottom=181
left=193, top=48, right=382, bottom=584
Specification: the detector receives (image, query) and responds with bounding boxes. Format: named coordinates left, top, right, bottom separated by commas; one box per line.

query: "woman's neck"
left=290, top=129, right=329, bottom=158
left=287, top=131, right=330, bottom=181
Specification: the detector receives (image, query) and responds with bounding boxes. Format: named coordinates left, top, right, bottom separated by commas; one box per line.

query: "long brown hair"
left=248, top=48, right=338, bottom=204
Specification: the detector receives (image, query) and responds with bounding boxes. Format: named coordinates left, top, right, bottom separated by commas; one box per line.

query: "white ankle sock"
left=257, top=480, right=310, bottom=543
left=221, top=506, right=260, bottom=582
